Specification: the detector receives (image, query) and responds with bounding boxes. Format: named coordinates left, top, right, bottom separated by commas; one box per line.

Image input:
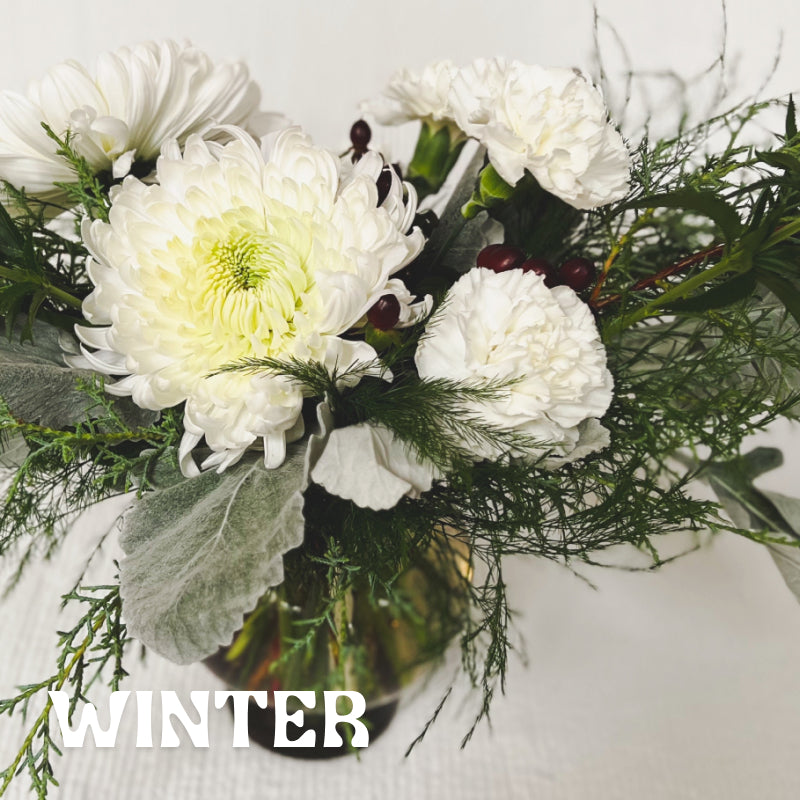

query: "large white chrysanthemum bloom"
left=0, top=40, right=261, bottom=204
left=451, top=59, right=630, bottom=209
left=76, top=127, right=424, bottom=475
left=361, top=60, right=459, bottom=128
left=415, top=268, right=613, bottom=463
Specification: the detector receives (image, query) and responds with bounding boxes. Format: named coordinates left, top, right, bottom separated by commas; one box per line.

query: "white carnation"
left=75, top=127, right=423, bottom=475
left=451, top=59, right=630, bottom=209
left=0, top=40, right=262, bottom=203
left=449, top=57, right=510, bottom=136
left=361, top=60, right=458, bottom=128
left=414, top=268, right=613, bottom=463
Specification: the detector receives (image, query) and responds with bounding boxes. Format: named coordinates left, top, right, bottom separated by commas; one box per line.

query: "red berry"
left=367, top=294, right=401, bottom=330
left=350, top=120, right=372, bottom=152
left=520, top=257, right=556, bottom=284
left=476, top=244, right=525, bottom=273
left=558, top=257, right=597, bottom=292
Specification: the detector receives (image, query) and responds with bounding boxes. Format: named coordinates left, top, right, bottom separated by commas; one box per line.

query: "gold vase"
left=206, top=530, right=471, bottom=757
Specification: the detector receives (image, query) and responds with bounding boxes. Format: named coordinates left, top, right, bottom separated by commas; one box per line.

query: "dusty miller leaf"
left=0, top=317, right=156, bottom=429
left=0, top=431, right=28, bottom=469
left=760, top=490, right=800, bottom=604
left=118, top=449, right=306, bottom=665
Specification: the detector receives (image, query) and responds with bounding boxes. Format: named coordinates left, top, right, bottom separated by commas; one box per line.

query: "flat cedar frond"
left=0, top=585, right=126, bottom=797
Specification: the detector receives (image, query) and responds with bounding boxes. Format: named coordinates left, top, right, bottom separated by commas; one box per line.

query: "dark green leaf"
left=755, top=270, right=800, bottom=326
left=666, top=271, right=756, bottom=312
left=748, top=187, right=772, bottom=228
left=757, top=150, right=800, bottom=174
left=0, top=201, right=26, bottom=254
left=786, top=95, right=797, bottom=141
left=625, top=189, right=742, bottom=243
left=703, top=448, right=797, bottom=538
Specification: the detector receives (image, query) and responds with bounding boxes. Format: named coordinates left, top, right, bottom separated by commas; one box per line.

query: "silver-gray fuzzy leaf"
left=118, top=450, right=306, bottom=665
left=0, top=318, right=156, bottom=429
left=763, top=490, right=800, bottom=604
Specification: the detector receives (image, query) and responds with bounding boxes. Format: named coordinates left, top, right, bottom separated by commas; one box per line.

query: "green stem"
left=603, top=248, right=747, bottom=339
left=0, top=264, right=84, bottom=310
left=0, top=612, right=107, bottom=797
left=762, top=216, right=800, bottom=248
left=5, top=420, right=167, bottom=445
left=45, top=283, right=84, bottom=311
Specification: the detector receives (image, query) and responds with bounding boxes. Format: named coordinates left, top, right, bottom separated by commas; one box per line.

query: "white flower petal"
left=453, top=60, right=630, bottom=209
left=0, top=40, right=264, bottom=204
left=311, top=423, right=436, bottom=510
left=362, top=60, right=458, bottom=126
left=415, top=268, right=613, bottom=464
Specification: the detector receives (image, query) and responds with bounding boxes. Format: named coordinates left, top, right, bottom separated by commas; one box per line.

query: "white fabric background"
left=2, top=1, right=800, bottom=798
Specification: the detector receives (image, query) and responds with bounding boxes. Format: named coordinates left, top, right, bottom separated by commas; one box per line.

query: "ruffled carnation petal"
left=415, top=268, right=613, bottom=464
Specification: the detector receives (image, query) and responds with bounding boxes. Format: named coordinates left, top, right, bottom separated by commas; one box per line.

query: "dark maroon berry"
left=367, top=294, right=401, bottom=330
left=414, top=210, right=438, bottom=238
left=558, top=257, right=597, bottom=292
left=521, top=257, right=557, bottom=287
left=476, top=244, right=526, bottom=273
left=350, top=119, right=372, bottom=152
left=376, top=165, right=398, bottom=205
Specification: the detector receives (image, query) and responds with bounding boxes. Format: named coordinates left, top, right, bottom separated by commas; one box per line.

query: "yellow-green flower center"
left=161, top=206, right=320, bottom=363
left=208, top=234, right=272, bottom=291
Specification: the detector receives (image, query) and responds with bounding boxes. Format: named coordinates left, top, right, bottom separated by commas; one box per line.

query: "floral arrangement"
left=2, top=39, right=800, bottom=795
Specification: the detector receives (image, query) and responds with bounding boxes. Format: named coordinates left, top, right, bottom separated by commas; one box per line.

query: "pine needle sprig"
left=40, top=125, right=110, bottom=223
left=212, top=353, right=540, bottom=472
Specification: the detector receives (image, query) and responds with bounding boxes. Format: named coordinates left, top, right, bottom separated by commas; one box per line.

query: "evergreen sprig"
left=0, top=380, right=181, bottom=581
left=0, top=584, right=126, bottom=799
left=40, top=125, right=110, bottom=223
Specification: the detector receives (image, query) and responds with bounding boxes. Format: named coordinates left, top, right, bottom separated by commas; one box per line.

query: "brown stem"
left=590, top=242, right=725, bottom=310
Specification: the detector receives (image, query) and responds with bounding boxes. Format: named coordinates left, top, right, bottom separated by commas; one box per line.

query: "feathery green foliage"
left=0, top=585, right=126, bottom=799
left=0, top=380, right=181, bottom=583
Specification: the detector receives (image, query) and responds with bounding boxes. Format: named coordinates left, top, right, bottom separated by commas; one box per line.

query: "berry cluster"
left=476, top=245, right=597, bottom=292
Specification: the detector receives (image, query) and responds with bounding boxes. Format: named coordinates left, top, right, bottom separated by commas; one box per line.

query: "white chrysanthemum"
left=362, top=60, right=459, bottom=128
left=76, top=127, right=424, bottom=475
left=451, top=59, right=630, bottom=209
left=415, top=268, right=613, bottom=463
left=0, top=40, right=261, bottom=203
